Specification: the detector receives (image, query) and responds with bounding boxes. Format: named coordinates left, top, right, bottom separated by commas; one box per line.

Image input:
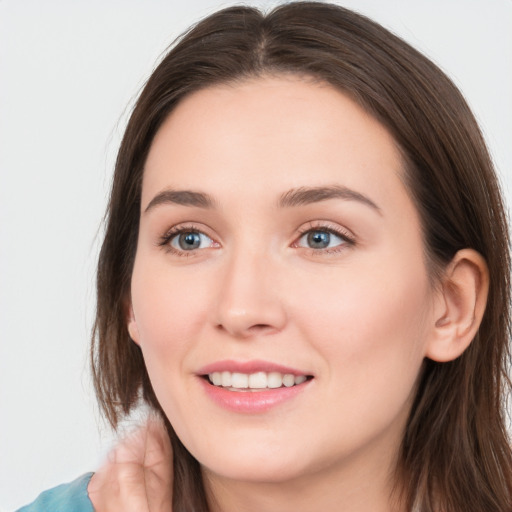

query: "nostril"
left=247, top=324, right=277, bottom=334
left=214, top=301, right=287, bottom=337
left=215, top=322, right=280, bottom=338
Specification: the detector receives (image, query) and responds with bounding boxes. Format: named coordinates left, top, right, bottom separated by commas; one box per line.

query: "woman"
left=18, top=2, right=512, bottom=511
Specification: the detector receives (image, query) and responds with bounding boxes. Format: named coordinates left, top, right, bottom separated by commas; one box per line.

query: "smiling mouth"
left=205, top=371, right=312, bottom=391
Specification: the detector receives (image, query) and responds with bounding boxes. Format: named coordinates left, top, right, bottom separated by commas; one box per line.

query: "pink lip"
left=198, top=377, right=311, bottom=414
left=196, top=359, right=313, bottom=414
left=197, top=359, right=309, bottom=376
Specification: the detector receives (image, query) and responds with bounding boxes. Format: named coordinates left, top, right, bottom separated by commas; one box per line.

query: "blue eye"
left=169, top=231, right=214, bottom=251
left=298, top=229, right=347, bottom=250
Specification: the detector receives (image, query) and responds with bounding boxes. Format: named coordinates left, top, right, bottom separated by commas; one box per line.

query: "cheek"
left=285, top=259, right=432, bottom=451
left=129, top=257, right=214, bottom=431
left=130, top=256, right=211, bottom=361
left=292, top=253, right=432, bottom=386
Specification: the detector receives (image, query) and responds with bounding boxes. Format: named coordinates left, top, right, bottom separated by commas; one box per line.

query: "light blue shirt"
left=16, top=473, right=94, bottom=512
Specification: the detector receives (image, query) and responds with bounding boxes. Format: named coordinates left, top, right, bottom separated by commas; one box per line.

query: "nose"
left=213, top=248, right=287, bottom=339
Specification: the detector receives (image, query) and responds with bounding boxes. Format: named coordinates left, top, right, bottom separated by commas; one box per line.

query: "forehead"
left=142, top=75, right=408, bottom=214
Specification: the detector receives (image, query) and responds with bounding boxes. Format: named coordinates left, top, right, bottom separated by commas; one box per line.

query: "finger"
left=89, top=456, right=151, bottom=512
left=144, top=416, right=174, bottom=512
left=88, top=434, right=149, bottom=512
left=112, top=424, right=151, bottom=464
left=88, top=417, right=173, bottom=512
left=144, top=415, right=173, bottom=468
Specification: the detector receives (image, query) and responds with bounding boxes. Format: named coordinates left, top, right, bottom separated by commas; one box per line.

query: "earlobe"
left=426, top=249, right=489, bottom=362
left=127, top=304, right=141, bottom=345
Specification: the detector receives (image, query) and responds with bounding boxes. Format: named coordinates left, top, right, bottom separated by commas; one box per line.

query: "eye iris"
left=179, top=232, right=201, bottom=250
left=307, top=231, right=330, bottom=249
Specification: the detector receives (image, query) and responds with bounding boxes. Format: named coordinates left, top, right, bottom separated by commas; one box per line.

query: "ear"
left=127, top=303, right=141, bottom=345
left=426, top=249, right=489, bottom=362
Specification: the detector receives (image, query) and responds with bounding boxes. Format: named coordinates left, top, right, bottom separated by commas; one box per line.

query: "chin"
left=184, top=437, right=316, bottom=485
left=201, top=456, right=308, bottom=484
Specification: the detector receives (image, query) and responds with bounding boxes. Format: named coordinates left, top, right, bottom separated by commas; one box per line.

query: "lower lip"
left=199, top=377, right=311, bottom=413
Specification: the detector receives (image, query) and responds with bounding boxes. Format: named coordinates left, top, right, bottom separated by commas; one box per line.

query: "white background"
left=1, top=1, right=511, bottom=510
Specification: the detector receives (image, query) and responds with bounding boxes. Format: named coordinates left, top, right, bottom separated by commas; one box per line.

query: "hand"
left=88, top=415, right=173, bottom=512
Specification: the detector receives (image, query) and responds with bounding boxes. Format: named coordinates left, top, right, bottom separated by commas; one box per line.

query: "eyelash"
left=158, top=222, right=356, bottom=257
left=294, top=222, right=356, bottom=255
left=158, top=224, right=215, bottom=257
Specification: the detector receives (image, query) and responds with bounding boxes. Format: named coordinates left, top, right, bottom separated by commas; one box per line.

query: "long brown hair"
left=91, top=3, right=512, bottom=510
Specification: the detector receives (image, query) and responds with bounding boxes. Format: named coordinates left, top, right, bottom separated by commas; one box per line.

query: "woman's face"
left=130, top=76, right=437, bottom=487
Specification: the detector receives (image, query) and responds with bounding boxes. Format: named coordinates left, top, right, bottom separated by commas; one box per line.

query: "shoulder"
left=16, top=473, right=94, bottom=512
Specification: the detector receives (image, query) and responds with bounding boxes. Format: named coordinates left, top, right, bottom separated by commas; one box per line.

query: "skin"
left=88, top=417, right=173, bottom=512
left=90, top=75, right=489, bottom=511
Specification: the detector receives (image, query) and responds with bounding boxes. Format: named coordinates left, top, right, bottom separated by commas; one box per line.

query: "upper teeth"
left=208, top=371, right=307, bottom=389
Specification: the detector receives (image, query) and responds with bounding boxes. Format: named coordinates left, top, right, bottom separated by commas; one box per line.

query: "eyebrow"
left=144, top=184, right=381, bottom=214
left=278, top=185, right=381, bottom=214
left=144, top=189, right=215, bottom=213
